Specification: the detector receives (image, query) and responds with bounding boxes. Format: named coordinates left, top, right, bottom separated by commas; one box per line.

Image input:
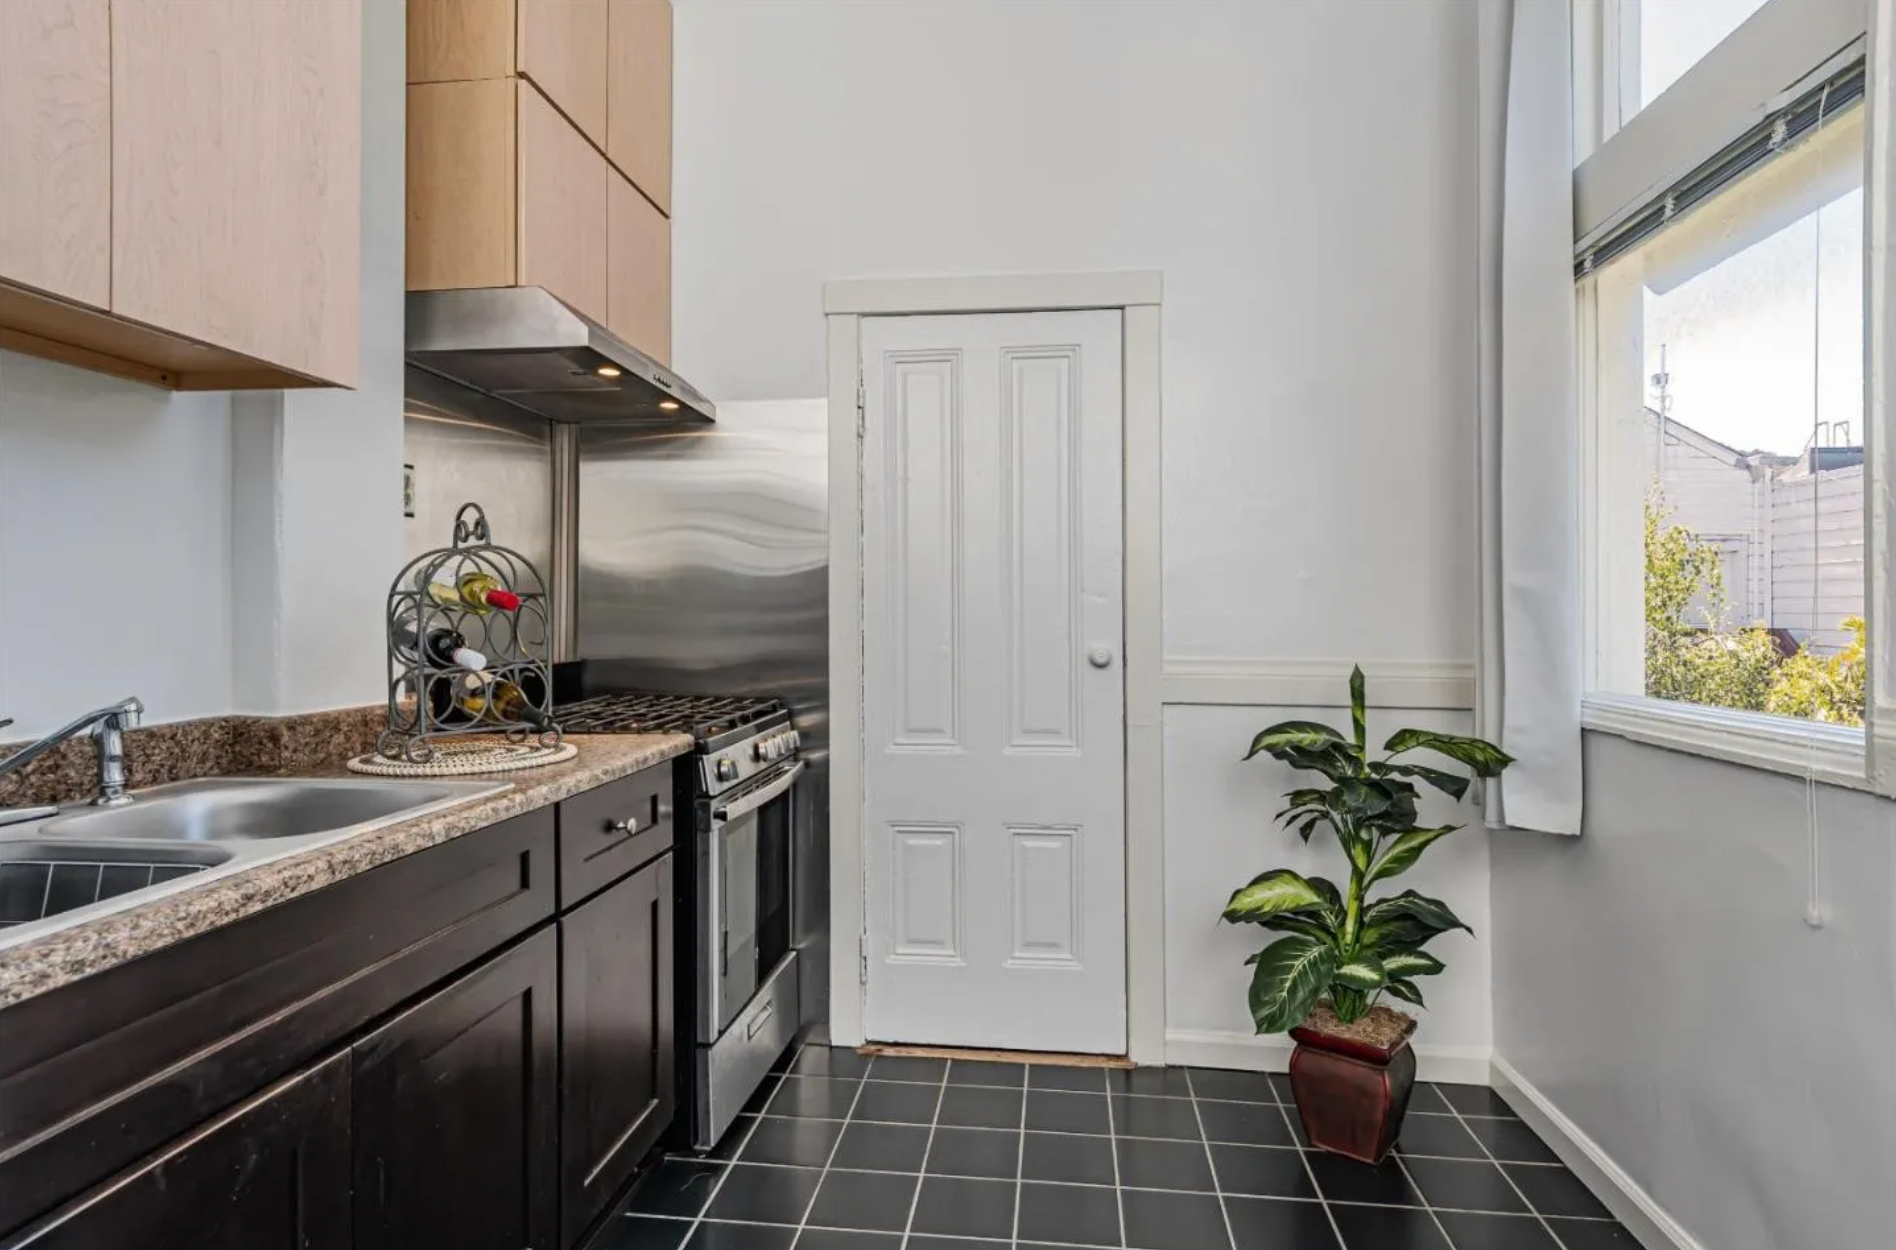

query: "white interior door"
left=860, top=309, right=1125, bottom=1054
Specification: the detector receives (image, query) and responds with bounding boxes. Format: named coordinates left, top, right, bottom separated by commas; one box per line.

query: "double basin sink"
left=0, top=777, right=511, bottom=945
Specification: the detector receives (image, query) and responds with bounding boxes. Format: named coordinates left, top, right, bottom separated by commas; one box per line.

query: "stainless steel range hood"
left=405, top=287, right=714, bottom=424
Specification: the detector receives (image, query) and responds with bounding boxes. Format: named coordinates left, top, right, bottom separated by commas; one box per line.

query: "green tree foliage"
left=1645, top=492, right=1863, bottom=725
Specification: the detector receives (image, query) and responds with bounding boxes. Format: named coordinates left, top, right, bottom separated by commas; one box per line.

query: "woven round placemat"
left=346, top=738, right=578, bottom=777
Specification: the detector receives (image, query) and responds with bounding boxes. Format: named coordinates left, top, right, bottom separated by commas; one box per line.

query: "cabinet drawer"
left=558, top=762, right=675, bottom=907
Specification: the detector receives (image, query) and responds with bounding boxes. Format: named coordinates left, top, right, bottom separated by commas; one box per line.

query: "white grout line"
left=1182, top=1067, right=1241, bottom=1250
left=1013, top=1071, right=1029, bottom=1250
left=1432, top=1089, right=1573, bottom=1249
left=895, top=1057, right=954, bottom=1250
left=671, top=1040, right=808, bottom=1248
left=784, top=1051, right=876, bottom=1250
left=1272, top=1079, right=1350, bottom=1250
left=1102, top=1073, right=1127, bottom=1250
left=1388, top=1142, right=1460, bottom=1249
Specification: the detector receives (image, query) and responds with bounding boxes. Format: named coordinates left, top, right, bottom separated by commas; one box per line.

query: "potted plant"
left=1221, top=667, right=1511, bottom=1164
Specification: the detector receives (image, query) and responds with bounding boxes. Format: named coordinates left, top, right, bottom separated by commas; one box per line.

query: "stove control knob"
left=766, top=735, right=785, bottom=760
left=786, top=730, right=801, bottom=753
left=716, top=757, right=737, bottom=782
left=754, top=739, right=770, bottom=761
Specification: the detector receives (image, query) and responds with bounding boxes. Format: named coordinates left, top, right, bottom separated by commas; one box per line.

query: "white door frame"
left=826, top=271, right=1165, bottom=1064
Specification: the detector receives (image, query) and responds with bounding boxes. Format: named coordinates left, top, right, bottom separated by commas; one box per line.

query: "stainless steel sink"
left=0, top=776, right=512, bottom=946
left=35, top=778, right=508, bottom=843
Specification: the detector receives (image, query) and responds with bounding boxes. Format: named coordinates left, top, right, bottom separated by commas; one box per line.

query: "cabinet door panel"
left=561, top=855, right=676, bottom=1246
left=353, top=929, right=558, bottom=1250
left=518, top=0, right=608, bottom=145
left=518, top=81, right=610, bottom=325
left=110, top=0, right=361, bottom=386
left=0, top=0, right=109, bottom=309
left=409, top=0, right=515, bottom=83
left=606, top=0, right=671, bottom=215
left=408, top=79, right=518, bottom=291
left=608, top=169, right=671, bottom=364
left=2, top=1053, right=350, bottom=1250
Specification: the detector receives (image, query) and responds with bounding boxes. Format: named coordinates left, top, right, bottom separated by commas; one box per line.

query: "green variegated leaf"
left=1247, top=936, right=1339, bottom=1034
left=1383, top=729, right=1514, bottom=777
left=1334, top=952, right=1387, bottom=991
left=1223, top=869, right=1327, bottom=923
left=1383, top=978, right=1427, bottom=1008
left=1365, top=825, right=1459, bottom=885
left=1308, top=876, right=1344, bottom=922
left=1295, top=815, right=1323, bottom=844
left=1359, top=915, right=1442, bottom=956
left=1364, top=890, right=1473, bottom=936
left=1381, top=950, right=1447, bottom=979
left=1350, top=666, right=1368, bottom=752
left=1373, top=762, right=1473, bottom=802
left=1245, top=721, right=1345, bottom=760
left=1258, top=913, right=1335, bottom=942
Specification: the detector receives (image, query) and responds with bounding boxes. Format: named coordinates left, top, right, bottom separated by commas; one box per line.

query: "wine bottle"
left=393, top=622, right=487, bottom=671
left=417, top=569, right=523, bottom=614
left=458, top=674, right=554, bottom=729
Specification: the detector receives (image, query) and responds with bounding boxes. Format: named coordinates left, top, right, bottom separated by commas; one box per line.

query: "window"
left=1575, top=0, right=1878, bottom=779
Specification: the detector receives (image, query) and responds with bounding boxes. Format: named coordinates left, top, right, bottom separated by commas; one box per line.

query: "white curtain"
left=1475, top=0, right=1583, bottom=835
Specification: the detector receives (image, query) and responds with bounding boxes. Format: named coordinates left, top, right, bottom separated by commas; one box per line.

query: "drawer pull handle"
left=608, top=817, right=639, bottom=835
left=747, top=1002, right=775, bottom=1039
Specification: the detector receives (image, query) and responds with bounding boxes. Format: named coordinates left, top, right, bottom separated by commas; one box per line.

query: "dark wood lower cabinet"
left=2, top=1052, right=351, bottom=1250
left=560, top=852, right=676, bottom=1247
left=353, top=928, right=560, bottom=1250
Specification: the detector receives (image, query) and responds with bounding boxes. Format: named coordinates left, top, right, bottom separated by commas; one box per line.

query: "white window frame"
left=1572, top=0, right=1891, bottom=792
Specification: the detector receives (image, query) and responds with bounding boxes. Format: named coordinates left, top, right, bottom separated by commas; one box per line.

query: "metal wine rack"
left=380, top=502, right=561, bottom=763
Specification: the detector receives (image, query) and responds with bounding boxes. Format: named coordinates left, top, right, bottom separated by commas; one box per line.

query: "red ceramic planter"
left=1287, top=1017, right=1418, bottom=1164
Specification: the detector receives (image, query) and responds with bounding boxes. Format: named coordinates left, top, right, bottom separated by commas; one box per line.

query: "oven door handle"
left=713, top=760, right=806, bottom=823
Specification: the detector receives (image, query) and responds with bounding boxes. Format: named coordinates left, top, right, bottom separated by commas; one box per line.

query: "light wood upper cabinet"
left=0, top=0, right=362, bottom=390
left=407, top=79, right=518, bottom=292
left=518, top=81, right=610, bottom=326
left=518, top=0, right=609, bottom=147
left=111, top=0, right=361, bottom=389
left=607, top=0, right=671, bottom=215
left=0, top=0, right=111, bottom=311
left=409, top=0, right=514, bottom=82
left=608, top=169, right=669, bottom=363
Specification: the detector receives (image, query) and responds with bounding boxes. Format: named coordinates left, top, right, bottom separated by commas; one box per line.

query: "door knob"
left=1087, top=646, right=1115, bottom=669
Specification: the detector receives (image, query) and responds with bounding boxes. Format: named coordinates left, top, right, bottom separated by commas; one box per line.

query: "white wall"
left=0, top=355, right=235, bottom=734
left=1, top=0, right=405, bottom=738
left=674, top=0, right=1488, bottom=1060
left=1492, top=733, right=1896, bottom=1250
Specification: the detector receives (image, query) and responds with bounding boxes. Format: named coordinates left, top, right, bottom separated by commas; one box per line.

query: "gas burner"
left=554, top=690, right=785, bottom=742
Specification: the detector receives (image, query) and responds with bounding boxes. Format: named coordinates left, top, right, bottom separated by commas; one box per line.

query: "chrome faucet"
left=0, top=697, right=145, bottom=816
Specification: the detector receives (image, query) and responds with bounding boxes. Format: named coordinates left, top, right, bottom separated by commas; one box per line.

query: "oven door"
left=698, top=758, right=803, bottom=1043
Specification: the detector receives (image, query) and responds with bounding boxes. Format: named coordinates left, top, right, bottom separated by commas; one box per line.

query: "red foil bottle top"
left=485, top=589, right=523, bottom=611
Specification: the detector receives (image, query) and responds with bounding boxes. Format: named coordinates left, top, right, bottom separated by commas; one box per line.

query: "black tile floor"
left=593, top=1042, right=1641, bottom=1250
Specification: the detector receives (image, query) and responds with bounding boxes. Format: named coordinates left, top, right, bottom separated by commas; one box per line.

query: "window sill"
left=1580, top=693, right=1869, bottom=791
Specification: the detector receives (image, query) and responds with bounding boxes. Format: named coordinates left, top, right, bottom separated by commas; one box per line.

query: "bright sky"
left=1637, top=0, right=1861, bottom=458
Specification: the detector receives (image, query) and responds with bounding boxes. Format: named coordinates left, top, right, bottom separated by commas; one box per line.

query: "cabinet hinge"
left=855, top=375, right=866, bottom=438
left=859, top=950, right=869, bottom=985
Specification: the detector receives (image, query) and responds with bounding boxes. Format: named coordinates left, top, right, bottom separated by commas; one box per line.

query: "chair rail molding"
left=1160, top=659, right=1476, bottom=711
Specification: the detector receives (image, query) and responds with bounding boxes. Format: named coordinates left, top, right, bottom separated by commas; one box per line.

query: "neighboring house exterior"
left=1642, top=408, right=1863, bottom=653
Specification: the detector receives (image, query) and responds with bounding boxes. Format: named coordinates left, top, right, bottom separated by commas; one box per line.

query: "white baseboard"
left=1162, top=1028, right=1492, bottom=1085
left=1490, top=1055, right=1706, bottom=1250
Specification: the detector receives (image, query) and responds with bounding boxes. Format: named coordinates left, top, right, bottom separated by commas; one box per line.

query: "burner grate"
left=554, top=690, right=784, bottom=739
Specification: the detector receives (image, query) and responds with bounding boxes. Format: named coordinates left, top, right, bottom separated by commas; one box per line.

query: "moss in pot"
left=1221, top=667, right=1511, bottom=1164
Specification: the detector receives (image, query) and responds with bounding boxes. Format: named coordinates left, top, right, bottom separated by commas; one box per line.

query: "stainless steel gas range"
left=554, top=688, right=806, bottom=1151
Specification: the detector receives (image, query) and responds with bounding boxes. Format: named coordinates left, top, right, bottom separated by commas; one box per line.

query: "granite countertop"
left=0, top=733, right=694, bottom=1009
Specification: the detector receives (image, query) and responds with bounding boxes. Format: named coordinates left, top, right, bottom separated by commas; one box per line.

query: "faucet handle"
left=0, top=718, right=12, bottom=734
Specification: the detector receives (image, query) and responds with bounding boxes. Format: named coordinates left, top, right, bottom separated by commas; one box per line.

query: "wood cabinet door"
left=352, top=929, right=559, bottom=1250
left=606, top=0, right=671, bottom=215
left=517, top=0, right=608, bottom=146
left=560, top=854, right=676, bottom=1248
left=608, top=168, right=671, bottom=363
left=0, top=0, right=109, bottom=309
left=1, top=1053, right=351, bottom=1250
left=110, top=0, right=361, bottom=386
left=518, top=80, right=610, bottom=325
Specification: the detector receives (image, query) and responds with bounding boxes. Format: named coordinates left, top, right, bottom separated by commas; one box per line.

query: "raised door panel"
left=0, top=0, right=109, bottom=309
left=352, top=929, right=558, bottom=1250
left=607, top=169, right=671, bottom=363
left=518, top=80, right=609, bottom=325
left=409, top=0, right=515, bottom=82
left=110, top=0, right=361, bottom=386
left=517, top=0, right=608, bottom=145
left=1, top=1053, right=351, bottom=1250
left=606, top=0, right=671, bottom=214
left=559, top=855, right=675, bottom=1247
left=408, top=79, right=518, bottom=292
